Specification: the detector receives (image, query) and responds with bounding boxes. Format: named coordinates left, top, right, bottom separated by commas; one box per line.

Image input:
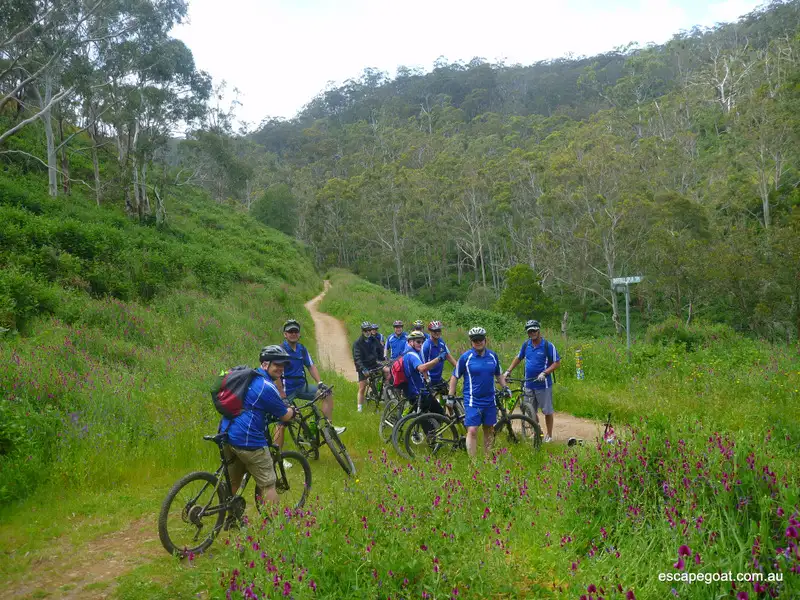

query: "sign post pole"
left=611, top=276, right=642, bottom=362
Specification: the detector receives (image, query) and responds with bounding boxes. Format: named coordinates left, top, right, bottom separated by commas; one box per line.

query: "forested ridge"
left=243, top=0, right=800, bottom=342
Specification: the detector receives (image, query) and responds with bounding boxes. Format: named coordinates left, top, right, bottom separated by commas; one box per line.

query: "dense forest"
left=2, top=0, right=800, bottom=341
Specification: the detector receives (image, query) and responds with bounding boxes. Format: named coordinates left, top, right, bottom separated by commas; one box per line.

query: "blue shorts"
left=287, top=383, right=318, bottom=401
left=464, top=403, right=497, bottom=427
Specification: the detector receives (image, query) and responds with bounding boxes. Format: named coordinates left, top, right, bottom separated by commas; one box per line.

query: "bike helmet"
left=468, top=326, right=487, bottom=340
left=525, top=319, right=541, bottom=332
left=408, top=330, right=425, bottom=342
left=393, top=320, right=403, bottom=327
left=412, top=320, right=424, bottom=330
left=361, top=321, right=373, bottom=331
left=428, top=320, right=443, bottom=331
left=259, top=344, right=291, bottom=364
left=371, top=323, right=379, bottom=330
left=283, top=319, right=301, bottom=332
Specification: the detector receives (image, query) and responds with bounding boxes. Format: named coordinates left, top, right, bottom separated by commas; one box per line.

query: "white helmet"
left=468, top=327, right=486, bottom=339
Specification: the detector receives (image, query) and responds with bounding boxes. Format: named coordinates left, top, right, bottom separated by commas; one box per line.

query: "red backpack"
left=211, top=366, right=262, bottom=419
left=390, top=355, right=407, bottom=386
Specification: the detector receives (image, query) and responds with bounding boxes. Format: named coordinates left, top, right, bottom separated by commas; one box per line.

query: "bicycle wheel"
left=391, top=411, right=420, bottom=459
left=379, top=397, right=404, bottom=443
left=321, top=425, right=356, bottom=476
left=256, top=450, right=312, bottom=513
left=493, top=414, right=542, bottom=449
left=404, top=413, right=461, bottom=458
left=287, top=418, right=319, bottom=460
left=158, top=471, right=226, bottom=556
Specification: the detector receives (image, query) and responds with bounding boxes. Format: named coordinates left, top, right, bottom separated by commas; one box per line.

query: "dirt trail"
left=305, top=280, right=357, bottom=383
left=6, top=516, right=162, bottom=599
left=306, top=280, right=603, bottom=443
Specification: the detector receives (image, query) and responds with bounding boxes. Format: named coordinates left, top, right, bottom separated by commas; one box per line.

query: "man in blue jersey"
left=403, top=330, right=447, bottom=416
left=276, top=319, right=344, bottom=445
left=371, top=324, right=385, bottom=348
left=504, top=319, right=561, bottom=443
left=219, top=345, right=297, bottom=505
left=448, top=326, right=509, bottom=457
left=385, top=320, right=408, bottom=360
left=421, top=320, right=457, bottom=392
left=411, top=319, right=430, bottom=340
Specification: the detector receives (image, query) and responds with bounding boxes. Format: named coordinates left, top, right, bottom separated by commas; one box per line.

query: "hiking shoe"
left=283, top=460, right=293, bottom=469
left=357, top=405, right=363, bottom=413
left=543, top=435, right=552, bottom=443
left=334, top=425, right=347, bottom=435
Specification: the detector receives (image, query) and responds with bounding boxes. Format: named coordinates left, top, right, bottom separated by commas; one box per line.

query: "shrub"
left=645, top=317, right=737, bottom=351
left=495, top=264, right=558, bottom=321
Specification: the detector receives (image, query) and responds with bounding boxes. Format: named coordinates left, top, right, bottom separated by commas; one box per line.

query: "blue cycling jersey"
left=220, top=368, right=288, bottom=448
left=422, top=338, right=450, bottom=382
left=518, top=339, right=560, bottom=389
left=281, top=341, right=313, bottom=396
left=385, top=332, right=408, bottom=359
left=454, top=348, right=501, bottom=407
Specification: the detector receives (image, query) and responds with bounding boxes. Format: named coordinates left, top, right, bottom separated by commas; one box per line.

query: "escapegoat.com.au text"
left=659, top=571, right=784, bottom=584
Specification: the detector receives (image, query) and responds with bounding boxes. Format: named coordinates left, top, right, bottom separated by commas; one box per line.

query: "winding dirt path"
left=304, top=280, right=357, bottom=383
left=306, top=281, right=603, bottom=443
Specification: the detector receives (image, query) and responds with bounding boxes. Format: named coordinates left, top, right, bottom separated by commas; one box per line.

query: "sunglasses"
left=470, top=337, right=486, bottom=343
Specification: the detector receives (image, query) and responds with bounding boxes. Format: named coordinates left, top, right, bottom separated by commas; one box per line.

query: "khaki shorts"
left=523, top=387, right=554, bottom=416
left=223, top=445, right=276, bottom=491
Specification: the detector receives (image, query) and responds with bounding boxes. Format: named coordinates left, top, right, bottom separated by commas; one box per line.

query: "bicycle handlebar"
left=291, top=384, right=334, bottom=412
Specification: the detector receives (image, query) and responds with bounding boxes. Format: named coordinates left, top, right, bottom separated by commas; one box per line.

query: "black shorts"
left=357, top=365, right=379, bottom=382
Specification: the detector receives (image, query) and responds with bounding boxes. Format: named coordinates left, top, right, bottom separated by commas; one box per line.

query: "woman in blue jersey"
left=448, top=327, right=509, bottom=457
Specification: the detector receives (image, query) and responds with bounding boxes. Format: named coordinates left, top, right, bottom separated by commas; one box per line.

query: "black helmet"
left=260, top=344, right=291, bottom=364
left=361, top=321, right=373, bottom=331
left=525, top=319, right=541, bottom=332
left=283, top=319, right=301, bottom=332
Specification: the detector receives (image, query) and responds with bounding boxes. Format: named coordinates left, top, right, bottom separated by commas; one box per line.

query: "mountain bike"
left=403, top=389, right=541, bottom=458
left=389, top=380, right=446, bottom=459
left=284, top=385, right=356, bottom=476
left=364, top=363, right=396, bottom=411
left=158, top=432, right=311, bottom=556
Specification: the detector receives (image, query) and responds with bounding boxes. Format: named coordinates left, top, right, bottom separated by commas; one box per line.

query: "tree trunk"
left=58, top=113, right=70, bottom=195
left=41, top=75, right=58, bottom=197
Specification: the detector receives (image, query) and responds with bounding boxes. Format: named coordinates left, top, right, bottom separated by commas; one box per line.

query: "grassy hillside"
left=0, top=173, right=321, bottom=505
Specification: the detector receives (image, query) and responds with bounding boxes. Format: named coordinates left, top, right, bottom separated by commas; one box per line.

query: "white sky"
left=172, top=0, right=764, bottom=127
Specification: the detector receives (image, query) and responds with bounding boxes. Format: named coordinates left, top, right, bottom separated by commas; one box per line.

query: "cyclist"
left=403, top=330, right=447, bottom=417
left=219, top=345, right=297, bottom=504
left=412, top=319, right=430, bottom=340
left=371, top=324, right=385, bottom=347
left=275, top=320, right=344, bottom=448
left=504, top=319, right=561, bottom=443
left=353, top=321, right=385, bottom=412
left=385, top=320, right=408, bottom=360
left=421, top=321, right=457, bottom=388
left=447, top=327, right=509, bottom=457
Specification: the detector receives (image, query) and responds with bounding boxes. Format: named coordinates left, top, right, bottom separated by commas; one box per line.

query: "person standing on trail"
left=353, top=321, right=382, bottom=412
left=411, top=319, right=430, bottom=340
left=371, top=324, right=385, bottom=349
left=275, top=320, right=344, bottom=447
left=503, top=319, right=561, bottom=443
left=448, top=327, right=509, bottom=457
left=385, top=320, right=408, bottom=360
left=421, top=321, right=457, bottom=393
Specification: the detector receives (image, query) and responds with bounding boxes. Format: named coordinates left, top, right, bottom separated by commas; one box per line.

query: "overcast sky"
left=172, top=0, right=764, bottom=127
